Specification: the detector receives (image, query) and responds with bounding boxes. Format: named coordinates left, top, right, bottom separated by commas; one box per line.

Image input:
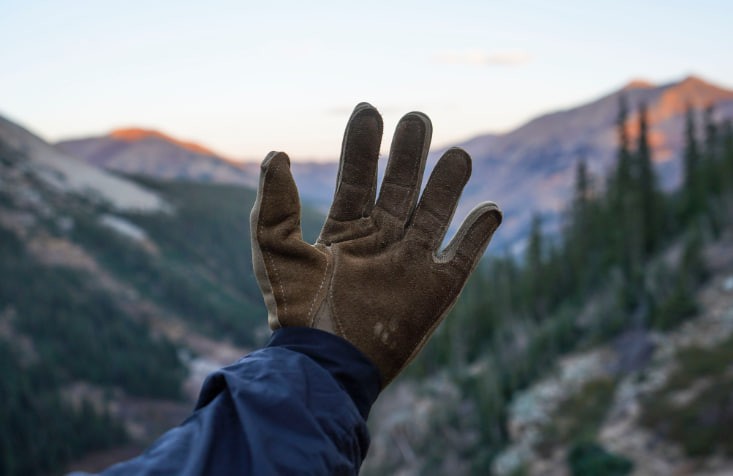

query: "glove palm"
left=251, top=103, right=501, bottom=386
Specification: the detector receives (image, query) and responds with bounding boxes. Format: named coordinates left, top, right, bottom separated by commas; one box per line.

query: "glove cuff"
left=267, top=327, right=382, bottom=419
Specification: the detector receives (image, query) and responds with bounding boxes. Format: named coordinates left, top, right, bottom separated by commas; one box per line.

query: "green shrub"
left=640, top=336, right=733, bottom=457
left=567, top=441, right=633, bottom=476
left=652, top=282, right=699, bottom=330
left=539, top=378, right=616, bottom=455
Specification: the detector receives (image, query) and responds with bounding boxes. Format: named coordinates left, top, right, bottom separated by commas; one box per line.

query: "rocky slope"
left=491, top=230, right=733, bottom=476
left=0, top=116, right=166, bottom=212
left=57, top=127, right=259, bottom=187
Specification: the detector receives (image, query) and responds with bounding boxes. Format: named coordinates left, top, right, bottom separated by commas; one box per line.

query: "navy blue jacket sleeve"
left=89, top=328, right=381, bottom=476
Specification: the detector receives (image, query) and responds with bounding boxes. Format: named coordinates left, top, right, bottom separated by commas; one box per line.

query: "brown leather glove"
left=251, top=103, right=502, bottom=387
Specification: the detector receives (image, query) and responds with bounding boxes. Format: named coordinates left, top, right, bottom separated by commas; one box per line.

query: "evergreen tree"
left=568, top=158, right=596, bottom=292
left=614, top=94, right=634, bottom=197
left=525, top=213, right=546, bottom=320
left=573, top=158, right=592, bottom=222
left=723, top=119, right=733, bottom=186
left=683, top=104, right=702, bottom=217
left=703, top=104, right=721, bottom=196
left=610, top=94, right=641, bottom=283
left=636, top=102, right=659, bottom=256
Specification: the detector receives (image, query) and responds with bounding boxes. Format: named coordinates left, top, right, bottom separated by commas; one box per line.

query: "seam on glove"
left=261, top=162, right=288, bottom=322
left=307, top=253, right=331, bottom=326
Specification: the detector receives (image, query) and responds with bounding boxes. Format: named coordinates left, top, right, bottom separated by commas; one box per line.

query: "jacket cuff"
left=267, top=327, right=381, bottom=420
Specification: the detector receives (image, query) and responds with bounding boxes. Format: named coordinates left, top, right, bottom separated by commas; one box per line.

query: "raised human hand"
left=251, top=103, right=501, bottom=386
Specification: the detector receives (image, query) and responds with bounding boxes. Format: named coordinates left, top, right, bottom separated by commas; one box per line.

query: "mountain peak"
left=667, top=74, right=730, bottom=96
left=109, top=128, right=217, bottom=156
left=679, top=74, right=709, bottom=87
left=655, top=74, right=733, bottom=111
left=624, top=79, right=655, bottom=90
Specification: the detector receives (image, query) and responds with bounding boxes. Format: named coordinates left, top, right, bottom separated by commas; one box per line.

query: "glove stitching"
left=328, top=250, right=347, bottom=337
left=373, top=203, right=406, bottom=226
left=306, top=252, right=330, bottom=326
left=265, top=250, right=288, bottom=319
left=461, top=217, right=497, bottom=260
left=260, top=162, right=288, bottom=321
left=380, top=179, right=416, bottom=190
left=410, top=206, right=446, bottom=243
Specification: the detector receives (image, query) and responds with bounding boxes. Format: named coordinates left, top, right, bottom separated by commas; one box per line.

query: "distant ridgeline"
left=395, top=100, right=733, bottom=471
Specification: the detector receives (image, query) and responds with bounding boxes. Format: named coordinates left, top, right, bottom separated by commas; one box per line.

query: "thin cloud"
left=433, top=48, right=532, bottom=66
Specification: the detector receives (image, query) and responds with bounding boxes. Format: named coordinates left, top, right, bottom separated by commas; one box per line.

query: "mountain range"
left=56, top=127, right=259, bottom=188
left=443, top=75, right=733, bottom=247
left=0, top=116, right=165, bottom=212
left=56, top=75, right=733, bottom=251
left=3, top=74, right=733, bottom=474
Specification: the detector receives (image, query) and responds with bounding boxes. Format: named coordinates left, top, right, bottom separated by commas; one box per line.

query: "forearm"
left=93, top=328, right=380, bottom=476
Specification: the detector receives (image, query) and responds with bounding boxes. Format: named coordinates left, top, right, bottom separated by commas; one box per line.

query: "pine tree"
left=614, top=94, right=634, bottom=198
left=573, top=158, right=592, bottom=221
left=525, top=213, right=545, bottom=320
left=703, top=104, right=721, bottom=196
left=610, top=94, right=640, bottom=281
left=568, top=158, right=595, bottom=291
left=636, top=102, right=659, bottom=256
left=723, top=119, right=733, bottom=186
left=683, top=104, right=702, bottom=217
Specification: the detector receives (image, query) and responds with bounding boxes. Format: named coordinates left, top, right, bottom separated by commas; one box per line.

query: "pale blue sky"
left=2, top=1, right=731, bottom=161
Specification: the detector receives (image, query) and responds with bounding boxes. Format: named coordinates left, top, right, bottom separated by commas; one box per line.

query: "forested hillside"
left=0, top=126, right=323, bottom=475
left=364, top=100, right=733, bottom=474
